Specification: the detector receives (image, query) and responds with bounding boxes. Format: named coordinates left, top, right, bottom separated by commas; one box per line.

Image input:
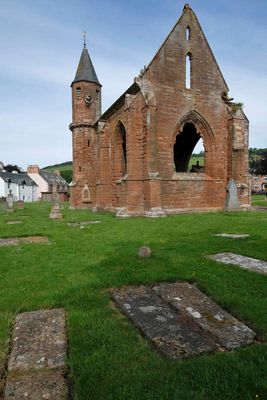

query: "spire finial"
left=83, top=30, right=87, bottom=48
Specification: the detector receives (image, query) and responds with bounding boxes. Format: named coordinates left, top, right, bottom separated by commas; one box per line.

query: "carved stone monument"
left=49, top=184, right=62, bottom=219
left=7, top=190, right=14, bottom=213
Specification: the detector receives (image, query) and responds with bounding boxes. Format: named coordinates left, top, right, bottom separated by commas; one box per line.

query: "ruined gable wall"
left=139, top=7, right=233, bottom=210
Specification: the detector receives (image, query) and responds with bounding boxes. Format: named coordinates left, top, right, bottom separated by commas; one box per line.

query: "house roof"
left=72, top=47, right=101, bottom=86
left=39, top=171, right=68, bottom=186
left=0, top=171, right=36, bottom=186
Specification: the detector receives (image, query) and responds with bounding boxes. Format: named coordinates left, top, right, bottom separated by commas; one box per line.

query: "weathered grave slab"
left=68, top=220, right=101, bottom=227
left=6, top=221, right=22, bottom=225
left=153, top=282, right=255, bottom=349
left=4, top=308, right=68, bottom=400
left=0, top=236, right=49, bottom=247
left=214, top=233, right=249, bottom=239
left=8, top=309, right=66, bottom=371
left=209, top=252, right=267, bottom=275
left=4, top=370, right=67, bottom=400
left=112, top=286, right=216, bottom=360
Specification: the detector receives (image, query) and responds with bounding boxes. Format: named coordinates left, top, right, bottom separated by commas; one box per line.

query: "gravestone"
left=16, top=200, right=24, bottom=209
left=112, top=283, right=255, bottom=360
left=49, top=184, right=62, bottom=219
left=4, top=308, right=68, bottom=399
left=7, top=191, right=14, bottom=213
left=209, top=252, right=267, bottom=275
left=0, top=197, right=7, bottom=209
left=225, top=179, right=240, bottom=210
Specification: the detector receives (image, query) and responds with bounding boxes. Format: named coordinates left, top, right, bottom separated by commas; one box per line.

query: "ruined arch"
left=173, top=111, right=215, bottom=174
left=114, top=120, right=127, bottom=178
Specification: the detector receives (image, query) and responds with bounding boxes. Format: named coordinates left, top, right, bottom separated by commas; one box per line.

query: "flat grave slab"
left=4, top=308, right=68, bottom=400
left=214, top=233, right=249, bottom=239
left=68, top=220, right=101, bottom=227
left=6, top=221, right=22, bottom=225
left=112, top=285, right=216, bottom=359
left=209, top=252, right=267, bottom=275
left=153, top=282, right=255, bottom=349
left=112, top=283, right=255, bottom=360
left=0, top=236, right=49, bottom=247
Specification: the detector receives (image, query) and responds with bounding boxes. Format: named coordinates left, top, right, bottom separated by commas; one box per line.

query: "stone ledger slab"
left=153, top=282, right=255, bottom=349
left=210, top=252, right=267, bottom=275
left=4, top=308, right=68, bottom=400
left=112, top=283, right=256, bottom=360
left=0, top=236, right=49, bottom=247
left=214, top=233, right=249, bottom=239
left=112, top=286, right=216, bottom=360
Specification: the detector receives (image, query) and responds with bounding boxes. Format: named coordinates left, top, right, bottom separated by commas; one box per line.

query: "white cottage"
left=0, top=171, right=37, bottom=202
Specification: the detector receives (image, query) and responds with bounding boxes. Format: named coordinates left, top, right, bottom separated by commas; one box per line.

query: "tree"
left=250, top=150, right=267, bottom=175
left=4, top=164, right=22, bottom=173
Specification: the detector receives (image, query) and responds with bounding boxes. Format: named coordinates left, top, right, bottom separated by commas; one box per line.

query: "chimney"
left=27, top=165, right=40, bottom=174
left=54, top=169, right=61, bottom=177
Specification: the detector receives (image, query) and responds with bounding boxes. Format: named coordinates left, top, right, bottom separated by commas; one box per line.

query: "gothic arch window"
left=115, top=121, right=127, bottom=177
left=186, top=53, right=192, bottom=89
left=76, top=87, right=81, bottom=97
left=173, top=123, right=204, bottom=173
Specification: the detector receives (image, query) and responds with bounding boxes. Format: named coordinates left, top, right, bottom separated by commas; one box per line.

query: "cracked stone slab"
left=0, top=236, right=50, bottom=247
left=153, top=282, right=255, bottom=349
left=112, top=286, right=216, bottom=360
left=4, top=309, right=68, bottom=400
left=214, top=233, right=249, bottom=239
left=209, top=252, right=267, bottom=275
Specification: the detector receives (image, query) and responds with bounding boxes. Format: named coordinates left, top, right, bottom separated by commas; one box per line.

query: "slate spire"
left=72, top=44, right=101, bottom=86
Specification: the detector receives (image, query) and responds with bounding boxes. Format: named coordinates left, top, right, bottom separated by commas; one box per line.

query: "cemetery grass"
left=0, top=202, right=266, bottom=400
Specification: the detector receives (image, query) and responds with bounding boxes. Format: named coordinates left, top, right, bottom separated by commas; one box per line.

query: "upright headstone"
left=49, top=184, right=62, bottom=219
left=225, top=179, right=240, bottom=210
left=16, top=200, right=25, bottom=209
left=7, top=191, right=14, bottom=213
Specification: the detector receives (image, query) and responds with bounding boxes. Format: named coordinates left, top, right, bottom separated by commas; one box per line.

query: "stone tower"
left=70, top=43, right=102, bottom=207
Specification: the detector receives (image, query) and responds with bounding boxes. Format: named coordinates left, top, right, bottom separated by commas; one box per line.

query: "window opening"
left=76, top=87, right=81, bottom=97
left=186, top=54, right=191, bottom=89
left=116, top=122, right=127, bottom=176
left=173, top=123, right=205, bottom=173
left=186, top=27, right=190, bottom=40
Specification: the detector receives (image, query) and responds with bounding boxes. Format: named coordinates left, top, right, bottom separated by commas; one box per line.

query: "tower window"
left=88, top=140, right=90, bottom=147
left=76, top=87, right=82, bottom=97
left=186, top=27, right=191, bottom=41
left=186, top=53, right=191, bottom=89
left=78, top=166, right=81, bottom=172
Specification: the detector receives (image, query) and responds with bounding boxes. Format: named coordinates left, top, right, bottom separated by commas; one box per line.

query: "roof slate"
left=0, top=172, right=36, bottom=186
left=39, top=171, right=68, bottom=186
left=72, top=47, right=100, bottom=86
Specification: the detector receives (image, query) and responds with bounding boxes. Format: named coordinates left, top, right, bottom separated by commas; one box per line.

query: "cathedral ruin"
left=69, top=4, right=250, bottom=216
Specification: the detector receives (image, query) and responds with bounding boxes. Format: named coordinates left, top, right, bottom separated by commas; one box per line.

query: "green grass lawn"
left=0, top=202, right=266, bottom=399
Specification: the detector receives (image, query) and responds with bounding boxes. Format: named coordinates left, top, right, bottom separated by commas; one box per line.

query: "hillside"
left=43, top=161, right=73, bottom=183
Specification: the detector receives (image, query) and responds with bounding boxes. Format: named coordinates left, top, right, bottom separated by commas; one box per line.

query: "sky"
left=0, top=0, right=266, bottom=170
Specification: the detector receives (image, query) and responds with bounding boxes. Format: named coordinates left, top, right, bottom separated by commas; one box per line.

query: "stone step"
left=4, top=308, right=68, bottom=400
left=153, top=282, right=256, bottom=349
left=112, top=286, right=217, bottom=360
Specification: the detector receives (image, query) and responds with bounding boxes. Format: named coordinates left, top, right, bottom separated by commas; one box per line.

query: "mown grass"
left=0, top=202, right=266, bottom=399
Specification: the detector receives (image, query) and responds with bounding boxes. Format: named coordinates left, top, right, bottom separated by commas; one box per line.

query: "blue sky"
left=0, top=0, right=266, bottom=169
